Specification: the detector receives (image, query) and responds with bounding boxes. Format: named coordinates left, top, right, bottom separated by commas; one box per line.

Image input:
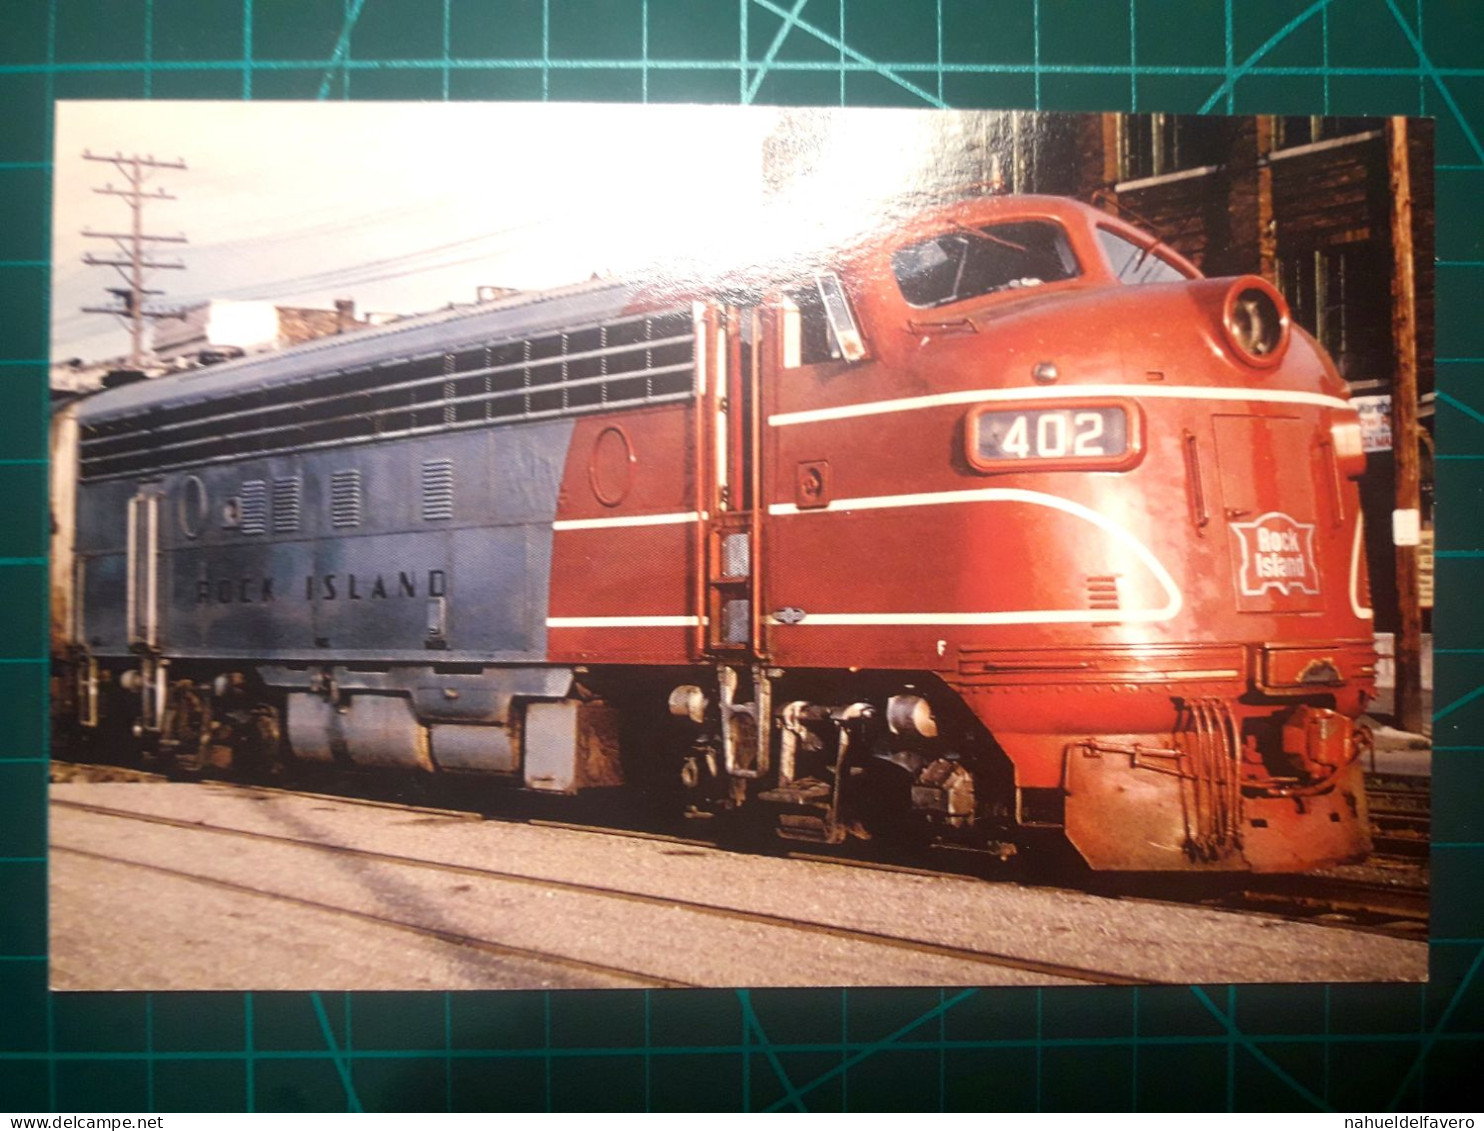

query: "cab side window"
left=1097, top=229, right=1189, bottom=285
left=783, top=285, right=841, bottom=367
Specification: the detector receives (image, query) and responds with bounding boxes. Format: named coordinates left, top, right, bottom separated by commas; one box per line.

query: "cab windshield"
left=892, top=220, right=1080, bottom=308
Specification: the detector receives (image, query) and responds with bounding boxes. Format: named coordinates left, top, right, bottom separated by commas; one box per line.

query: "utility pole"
left=80, top=150, right=188, bottom=369
left=1386, top=116, right=1425, bottom=735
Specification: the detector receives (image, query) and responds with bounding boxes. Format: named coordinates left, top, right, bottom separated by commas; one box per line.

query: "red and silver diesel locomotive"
left=52, top=194, right=1377, bottom=872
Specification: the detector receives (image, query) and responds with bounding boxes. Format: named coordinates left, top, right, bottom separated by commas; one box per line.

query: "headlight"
left=1222, top=277, right=1290, bottom=367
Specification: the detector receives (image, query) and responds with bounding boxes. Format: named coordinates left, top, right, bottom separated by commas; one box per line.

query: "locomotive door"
left=694, top=302, right=764, bottom=658
left=1212, top=414, right=1325, bottom=613
left=125, top=484, right=168, bottom=733
left=125, top=487, right=161, bottom=650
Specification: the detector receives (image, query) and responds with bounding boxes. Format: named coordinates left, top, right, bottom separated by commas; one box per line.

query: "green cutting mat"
left=2, top=0, right=1480, bottom=1113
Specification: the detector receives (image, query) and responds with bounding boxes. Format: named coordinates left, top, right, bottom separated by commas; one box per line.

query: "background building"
left=152, top=297, right=369, bottom=367
left=1068, top=113, right=1435, bottom=644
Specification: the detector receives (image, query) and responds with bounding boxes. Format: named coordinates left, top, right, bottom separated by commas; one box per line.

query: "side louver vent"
left=1087, top=575, right=1121, bottom=610
left=239, top=480, right=267, bottom=535
left=330, top=469, right=362, bottom=528
left=421, top=458, right=454, bottom=522
left=273, top=476, right=302, bottom=533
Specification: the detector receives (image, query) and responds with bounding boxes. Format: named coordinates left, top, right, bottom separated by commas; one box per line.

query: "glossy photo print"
left=47, top=103, right=1432, bottom=991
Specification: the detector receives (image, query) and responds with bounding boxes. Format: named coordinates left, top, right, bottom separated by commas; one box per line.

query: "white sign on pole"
left=1353, top=393, right=1393, bottom=452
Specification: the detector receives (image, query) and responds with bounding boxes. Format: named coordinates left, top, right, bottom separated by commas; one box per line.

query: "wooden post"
left=1255, top=116, right=1277, bottom=282
left=1387, top=116, right=1425, bottom=734
left=1101, top=113, right=1121, bottom=188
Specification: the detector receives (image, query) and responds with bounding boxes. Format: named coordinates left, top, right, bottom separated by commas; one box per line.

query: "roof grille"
left=273, top=476, right=302, bottom=533
left=330, top=469, right=362, bottom=529
left=421, top=459, right=454, bottom=522
left=78, top=307, right=696, bottom=481
left=239, top=480, right=267, bottom=535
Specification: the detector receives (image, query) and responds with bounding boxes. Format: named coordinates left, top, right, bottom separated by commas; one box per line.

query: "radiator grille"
left=330, top=469, right=362, bottom=528
left=272, top=476, right=302, bottom=533
left=421, top=459, right=454, bottom=521
left=239, top=480, right=267, bottom=535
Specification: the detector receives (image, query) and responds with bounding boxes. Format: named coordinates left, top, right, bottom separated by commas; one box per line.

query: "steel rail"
left=1209, top=877, right=1429, bottom=937
left=54, top=843, right=691, bottom=989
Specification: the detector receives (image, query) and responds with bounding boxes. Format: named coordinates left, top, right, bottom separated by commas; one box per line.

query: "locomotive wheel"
left=236, top=704, right=286, bottom=780
left=158, top=680, right=212, bottom=776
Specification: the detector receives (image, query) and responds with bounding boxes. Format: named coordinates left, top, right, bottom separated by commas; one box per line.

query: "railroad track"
left=52, top=760, right=1430, bottom=942
left=1366, top=775, right=1431, bottom=860
left=1201, top=875, right=1428, bottom=938
left=52, top=842, right=688, bottom=990
left=52, top=796, right=1155, bottom=988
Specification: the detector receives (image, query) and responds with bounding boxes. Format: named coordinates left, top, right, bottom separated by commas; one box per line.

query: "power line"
left=171, top=215, right=560, bottom=306
left=183, top=194, right=460, bottom=253
left=79, top=150, right=189, bottom=368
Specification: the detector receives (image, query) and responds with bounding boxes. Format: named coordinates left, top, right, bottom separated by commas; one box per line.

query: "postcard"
left=46, top=103, right=1432, bottom=990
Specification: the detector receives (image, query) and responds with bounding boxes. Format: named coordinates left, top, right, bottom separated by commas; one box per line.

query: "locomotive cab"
left=749, top=195, right=1375, bottom=870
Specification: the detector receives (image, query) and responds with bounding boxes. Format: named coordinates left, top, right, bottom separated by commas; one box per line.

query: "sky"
left=51, top=102, right=960, bottom=363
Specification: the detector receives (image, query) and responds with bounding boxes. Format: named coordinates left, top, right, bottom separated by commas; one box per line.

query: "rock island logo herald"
left=1229, top=512, right=1320, bottom=597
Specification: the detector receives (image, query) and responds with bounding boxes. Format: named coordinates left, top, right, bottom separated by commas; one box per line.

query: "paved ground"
left=1363, top=717, right=1433, bottom=777
left=49, top=779, right=1427, bottom=991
